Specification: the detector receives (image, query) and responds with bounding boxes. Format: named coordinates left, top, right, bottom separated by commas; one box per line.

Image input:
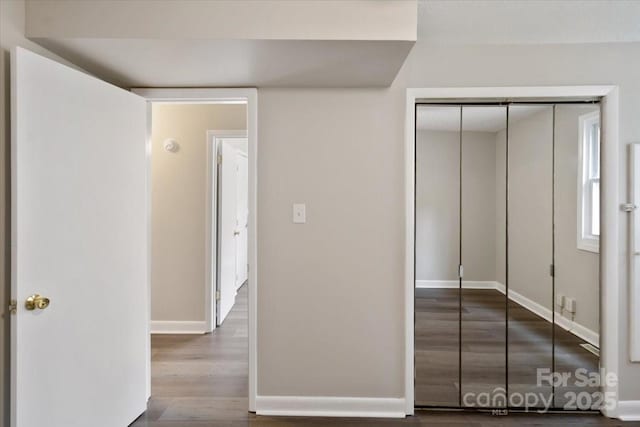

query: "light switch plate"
left=293, top=203, right=306, bottom=224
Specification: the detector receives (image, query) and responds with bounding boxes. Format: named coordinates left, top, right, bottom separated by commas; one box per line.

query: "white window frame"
left=577, top=110, right=600, bottom=253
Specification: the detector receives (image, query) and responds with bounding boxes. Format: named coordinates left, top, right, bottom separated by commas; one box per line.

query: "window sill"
left=578, top=238, right=599, bottom=254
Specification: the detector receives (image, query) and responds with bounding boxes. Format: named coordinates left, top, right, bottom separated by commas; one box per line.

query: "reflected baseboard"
left=415, top=280, right=599, bottom=347
left=416, top=280, right=496, bottom=289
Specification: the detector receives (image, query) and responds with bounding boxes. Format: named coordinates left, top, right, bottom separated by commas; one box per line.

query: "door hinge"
left=215, top=290, right=221, bottom=301
left=217, top=154, right=222, bottom=165
left=549, top=264, right=555, bottom=277
left=458, top=264, right=464, bottom=279
left=9, top=300, right=17, bottom=315
left=621, top=203, right=637, bottom=212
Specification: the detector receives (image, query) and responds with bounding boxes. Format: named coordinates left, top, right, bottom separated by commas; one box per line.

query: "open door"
left=10, top=48, right=149, bottom=427
left=217, top=140, right=239, bottom=324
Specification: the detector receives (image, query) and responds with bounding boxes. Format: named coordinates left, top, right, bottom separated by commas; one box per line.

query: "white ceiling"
left=418, top=0, right=640, bottom=44
left=416, top=105, right=548, bottom=132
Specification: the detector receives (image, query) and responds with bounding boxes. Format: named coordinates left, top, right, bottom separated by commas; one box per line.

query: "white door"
left=217, top=141, right=239, bottom=324
left=235, top=151, right=249, bottom=288
left=11, top=48, right=149, bottom=427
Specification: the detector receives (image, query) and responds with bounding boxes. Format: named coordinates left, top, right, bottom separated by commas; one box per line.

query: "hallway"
left=133, top=285, right=248, bottom=425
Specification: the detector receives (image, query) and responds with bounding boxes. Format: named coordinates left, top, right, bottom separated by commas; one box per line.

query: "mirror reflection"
left=414, top=102, right=601, bottom=411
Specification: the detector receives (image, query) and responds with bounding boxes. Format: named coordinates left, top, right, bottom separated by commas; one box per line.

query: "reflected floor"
left=416, top=288, right=598, bottom=409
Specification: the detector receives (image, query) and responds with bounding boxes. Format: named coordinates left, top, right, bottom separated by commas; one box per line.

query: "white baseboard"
left=255, top=396, right=406, bottom=418
left=416, top=280, right=599, bottom=347
left=616, top=400, right=640, bottom=421
left=150, top=320, right=207, bottom=334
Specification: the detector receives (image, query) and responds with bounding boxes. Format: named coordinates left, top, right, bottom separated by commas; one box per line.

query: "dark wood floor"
left=131, top=285, right=627, bottom=426
left=416, top=288, right=600, bottom=409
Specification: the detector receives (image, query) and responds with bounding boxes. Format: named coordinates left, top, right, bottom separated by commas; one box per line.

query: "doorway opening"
left=149, top=104, right=247, bottom=335
left=134, top=88, right=258, bottom=418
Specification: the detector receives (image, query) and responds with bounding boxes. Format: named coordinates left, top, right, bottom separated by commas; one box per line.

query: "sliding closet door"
left=460, top=106, right=507, bottom=408
left=507, top=105, right=554, bottom=408
left=553, top=104, right=601, bottom=409
left=415, top=106, right=461, bottom=406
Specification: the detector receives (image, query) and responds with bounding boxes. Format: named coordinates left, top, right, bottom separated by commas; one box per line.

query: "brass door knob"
left=25, top=294, right=50, bottom=311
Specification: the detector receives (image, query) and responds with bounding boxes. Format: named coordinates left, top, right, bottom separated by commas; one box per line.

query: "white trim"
left=630, top=142, right=640, bottom=362
left=410, top=86, right=615, bottom=100
left=133, top=87, right=259, bottom=413
left=617, top=401, right=640, bottom=421
left=577, top=110, right=600, bottom=253
left=600, top=87, right=620, bottom=419
left=415, top=280, right=598, bottom=347
left=150, top=321, right=207, bottom=334
left=143, top=100, right=152, bottom=401
left=204, top=133, right=216, bottom=333
left=404, top=89, right=416, bottom=416
left=405, top=86, right=619, bottom=418
left=255, top=396, right=406, bottom=418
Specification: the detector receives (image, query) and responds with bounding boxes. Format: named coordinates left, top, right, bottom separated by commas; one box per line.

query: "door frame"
left=132, top=88, right=258, bottom=412
left=405, top=86, right=620, bottom=417
left=206, top=130, right=248, bottom=330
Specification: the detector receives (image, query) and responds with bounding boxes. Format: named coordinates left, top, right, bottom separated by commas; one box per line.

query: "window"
left=578, top=111, right=600, bottom=253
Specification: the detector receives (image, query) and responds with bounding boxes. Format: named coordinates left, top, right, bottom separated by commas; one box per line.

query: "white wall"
left=151, top=104, right=246, bottom=323
left=462, top=130, right=499, bottom=282
left=495, top=106, right=601, bottom=334
left=257, top=41, right=640, bottom=403
left=415, top=130, right=459, bottom=281
left=415, top=129, right=498, bottom=282
left=554, top=104, right=600, bottom=333
left=504, top=108, right=554, bottom=312
left=258, top=88, right=405, bottom=397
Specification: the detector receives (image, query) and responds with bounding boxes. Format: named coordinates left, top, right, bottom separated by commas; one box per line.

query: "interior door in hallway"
left=217, top=140, right=241, bottom=325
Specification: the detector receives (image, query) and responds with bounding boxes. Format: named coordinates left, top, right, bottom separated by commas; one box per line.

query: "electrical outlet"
left=557, top=294, right=565, bottom=309
left=565, top=297, right=576, bottom=314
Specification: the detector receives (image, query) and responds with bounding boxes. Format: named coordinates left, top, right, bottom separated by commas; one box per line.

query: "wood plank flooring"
left=416, top=288, right=600, bottom=409
left=131, top=285, right=630, bottom=426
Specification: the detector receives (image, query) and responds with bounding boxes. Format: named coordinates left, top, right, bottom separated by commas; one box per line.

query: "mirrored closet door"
left=415, top=105, right=461, bottom=407
left=507, top=105, right=554, bottom=408
left=460, top=106, right=507, bottom=409
left=415, top=102, right=601, bottom=411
